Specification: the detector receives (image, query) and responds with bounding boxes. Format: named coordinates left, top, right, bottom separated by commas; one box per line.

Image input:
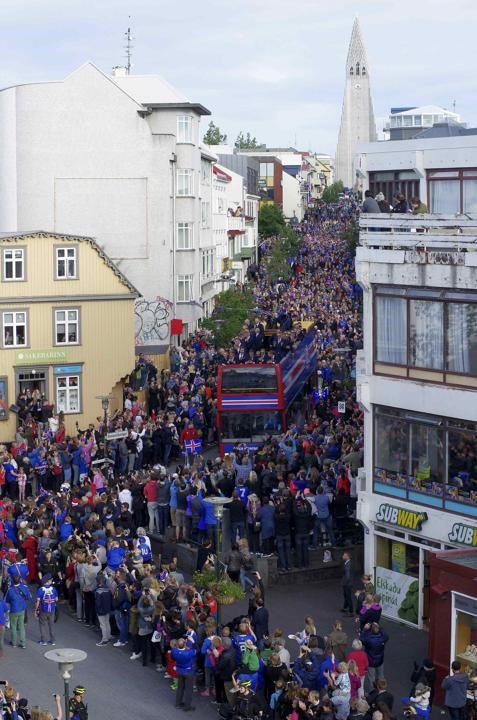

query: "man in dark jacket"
left=360, top=623, right=389, bottom=692
left=341, top=551, right=353, bottom=615
left=215, top=636, right=237, bottom=703
left=251, top=597, right=269, bottom=642
left=367, top=677, right=394, bottom=711
left=293, top=493, right=312, bottom=569
left=94, top=574, right=113, bottom=646
left=441, top=660, right=468, bottom=720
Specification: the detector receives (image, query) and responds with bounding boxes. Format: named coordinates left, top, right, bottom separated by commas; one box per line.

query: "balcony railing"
left=227, top=216, right=245, bottom=232
left=359, top=213, right=477, bottom=251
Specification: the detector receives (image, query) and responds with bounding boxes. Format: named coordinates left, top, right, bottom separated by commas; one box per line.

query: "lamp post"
left=45, top=648, right=87, bottom=720
left=205, top=496, right=232, bottom=627
left=96, top=394, right=113, bottom=437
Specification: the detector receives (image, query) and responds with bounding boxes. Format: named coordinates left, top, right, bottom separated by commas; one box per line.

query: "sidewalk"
left=221, top=577, right=430, bottom=712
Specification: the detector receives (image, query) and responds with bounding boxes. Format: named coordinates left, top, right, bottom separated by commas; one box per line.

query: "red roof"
left=213, top=165, right=232, bottom=182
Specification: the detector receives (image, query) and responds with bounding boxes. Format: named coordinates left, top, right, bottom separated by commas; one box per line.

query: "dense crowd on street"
left=0, top=198, right=463, bottom=720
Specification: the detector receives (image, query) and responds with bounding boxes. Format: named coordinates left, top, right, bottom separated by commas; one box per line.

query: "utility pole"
left=124, top=21, right=134, bottom=75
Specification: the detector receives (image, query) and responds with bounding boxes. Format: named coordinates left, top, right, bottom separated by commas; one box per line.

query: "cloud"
left=0, top=0, right=477, bottom=152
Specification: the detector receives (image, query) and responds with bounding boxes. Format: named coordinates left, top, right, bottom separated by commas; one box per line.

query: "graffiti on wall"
left=135, top=297, right=172, bottom=346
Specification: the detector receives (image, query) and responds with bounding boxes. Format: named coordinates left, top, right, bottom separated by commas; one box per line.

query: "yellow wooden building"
left=0, top=231, right=139, bottom=442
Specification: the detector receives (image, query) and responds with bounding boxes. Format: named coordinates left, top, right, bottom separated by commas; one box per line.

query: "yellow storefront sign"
left=15, top=349, right=69, bottom=365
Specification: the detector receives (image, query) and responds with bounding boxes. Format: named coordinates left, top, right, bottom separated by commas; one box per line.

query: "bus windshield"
left=221, top=366, right=278, bottom=393
left=220, top=411, right=283, bottom=440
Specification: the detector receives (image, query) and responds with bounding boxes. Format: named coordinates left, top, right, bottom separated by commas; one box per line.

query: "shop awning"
left=233, top=247, right=254, bottom=261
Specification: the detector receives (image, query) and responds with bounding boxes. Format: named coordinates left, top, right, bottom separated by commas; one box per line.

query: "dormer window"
left=362, top=66, right=366, bottom=76
left=356, top=62, right=360, bottom=76
left=350, top=66, right=354, bottom=75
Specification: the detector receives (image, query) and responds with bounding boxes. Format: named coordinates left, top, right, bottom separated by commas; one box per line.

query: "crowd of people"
left=0, top=198, right=455, bottom=720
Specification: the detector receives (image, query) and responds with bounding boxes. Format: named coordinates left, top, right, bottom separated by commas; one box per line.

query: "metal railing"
left=359, top=213, right=477, bottom=251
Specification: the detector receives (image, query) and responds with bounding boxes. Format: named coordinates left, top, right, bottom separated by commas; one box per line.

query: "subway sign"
left=376, top=503, right=428, bottom=531
left=448, top=523, right=477, bottom=547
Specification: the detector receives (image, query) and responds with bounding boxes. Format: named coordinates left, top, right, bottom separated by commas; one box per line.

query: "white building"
left=211, top=163, right=259, bottom=288
left=356, top=134, right=477, bottom=211
left=335, top=18, right=377, bottom=188
left=384, top=104, right=461, bottom=141
left=282, top=170, right=303, bottom=221
left=356, top=213, right=477, bottom=630
left=0, top=62, right=216, bottom=353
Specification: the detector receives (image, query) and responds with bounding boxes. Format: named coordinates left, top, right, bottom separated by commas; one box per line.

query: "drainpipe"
left=171, top=153, right=177, bottom=342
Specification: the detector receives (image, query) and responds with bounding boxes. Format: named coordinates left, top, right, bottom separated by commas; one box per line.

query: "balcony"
left=359, top=213, right=477, bottom=252
left=227, top=216, right=245, bottom=232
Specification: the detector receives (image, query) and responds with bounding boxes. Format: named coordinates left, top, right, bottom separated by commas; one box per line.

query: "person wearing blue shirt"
left=0, top=593, right=8, bottom=655
left=7, top=558, right=29, bottom=585
left=36, top=574, right=58, bottom=646
left=172, top=638, right=197, bottom=711
left=5, top=575, right=31, bottom=648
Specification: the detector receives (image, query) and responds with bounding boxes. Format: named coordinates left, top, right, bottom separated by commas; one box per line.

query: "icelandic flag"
left=184, top=439, right=203, bottom=454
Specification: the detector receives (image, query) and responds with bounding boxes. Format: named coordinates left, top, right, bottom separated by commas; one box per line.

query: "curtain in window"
left=409, top=300, right=443, bottom=369
left=430, top=181, right=460, bottom=213
left=463, top=179, right=477, bottom=213
left=447, top=303, right=477, bottom=374
left=376, top=296, right=407, bottom=364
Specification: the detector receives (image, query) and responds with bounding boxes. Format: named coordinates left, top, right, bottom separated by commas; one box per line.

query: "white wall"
left=282, top=171, right=303, bottom=220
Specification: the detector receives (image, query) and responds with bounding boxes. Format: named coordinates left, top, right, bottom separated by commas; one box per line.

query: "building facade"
left=0, top=62, right=215, bottom=354
left=335, top=18, right=376, bottom=189
left=356, top=214, right=477, bottom=630
left=384, top=104, right=461, bottom=141
left=356, top=134, right=477, bottom=210
left=0, top=232, right=138, bottom=441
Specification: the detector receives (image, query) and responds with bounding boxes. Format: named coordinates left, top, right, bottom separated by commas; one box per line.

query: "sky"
left=1, top=0, right=477, bottom=155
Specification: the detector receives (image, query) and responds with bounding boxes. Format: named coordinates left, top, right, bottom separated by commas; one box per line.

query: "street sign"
left=106, top=430, right=128, bottom=440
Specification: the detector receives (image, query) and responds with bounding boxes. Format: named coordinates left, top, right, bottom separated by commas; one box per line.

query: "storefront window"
left=376, top=536, right=420, bottom=626
left=374, top=410, right=408, bottom=492
left=447, top=429, right=477, bottom=509
left=409, top=423, right=444, bottom=497
left=453, top=594, right=477, bottom=677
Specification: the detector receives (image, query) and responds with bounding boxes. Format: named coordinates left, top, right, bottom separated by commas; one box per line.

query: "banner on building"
left=375, top=566, right=419, bottom=626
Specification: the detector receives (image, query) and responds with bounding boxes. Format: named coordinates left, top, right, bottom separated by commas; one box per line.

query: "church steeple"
left=334, top=18, right=376, bottom=188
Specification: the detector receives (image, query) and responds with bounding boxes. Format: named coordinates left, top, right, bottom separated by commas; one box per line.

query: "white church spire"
left=335, top=18, right=376, bottom=188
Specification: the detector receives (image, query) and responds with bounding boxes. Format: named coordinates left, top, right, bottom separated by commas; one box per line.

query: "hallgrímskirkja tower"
left=335, top=18, right=377, bottom=189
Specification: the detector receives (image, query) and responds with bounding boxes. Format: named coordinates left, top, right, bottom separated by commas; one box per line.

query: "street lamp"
left=95, top=394, right=113, bottom=436
left=45, top=648, right=87, bottom=720
left=205, top=496, right=232, bottom=627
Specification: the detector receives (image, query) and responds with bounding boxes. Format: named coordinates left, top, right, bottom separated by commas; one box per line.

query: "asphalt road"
left=0, top=578, right=428, bottom=720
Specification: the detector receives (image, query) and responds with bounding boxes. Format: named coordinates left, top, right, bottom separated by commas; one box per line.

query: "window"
left=56, top=247, right=77, bottom=279
left=201, top=249, right=214, bottom=278
left=201, top=201, right=210, bottom=228
left=217, top=197, right=226, bottom=213
left=54, top=309, right=79, bottom=345
left=361, top=66, right=366, bottom=76
left=428, top=169, right=477, bottom=213
left=350, top=66, right=354, bottom=75
left=375, top=296, right=407, bottom=364
left=177, top=223, right=193, bottom=250
left=56, top=375, right=80, bottom=413
left=177, top=274, right=193, bottom=303
left=220, top=411, right=282, bottom=440
left=403, top=115, right=413, bottom=127
left=374, top=407, right=477, bottom=514
left=3, top=248, right=25, bottom=281
left=413, top=115, right=422, bottom=126
left=374, top=286, right=477, bottom=382
left=3, top=311, right=27, bottom=347
left=177, top=115, right=193, bottom=143
left=201, top=159, right=210, bottom=184
left=176, top=169, right=194, bottom=196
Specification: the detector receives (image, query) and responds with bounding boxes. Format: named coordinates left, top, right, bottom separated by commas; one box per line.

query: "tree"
left=235, top=131, right=261, bottom=150
left=200, top=287, right=254, bottom=347
left=321, top=180, right=344, bottom=203
left=258, top=204, right=286, bottom=238
left=203, top=121, right=227, bottom=145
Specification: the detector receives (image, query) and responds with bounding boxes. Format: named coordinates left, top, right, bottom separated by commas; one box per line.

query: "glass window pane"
left=447, top=429, right=477, bottom=508
left=463, top=179, right=477, bottom=213
left=410, top=423, right=443, bottom=491
left=3, top=313, right=13, bottom=323
left=429, top=180, right=460, bottom=213
left=409, top=300, right=443, bottom=369
left=56, top=311, right=66, bottom=322
left=447, top=303, right=477, bottom=374
left=376, top=296, right=407, bottom=364
left=68, top=310, right=77, bottom=321
left=374, top=412, right=408, bottom=488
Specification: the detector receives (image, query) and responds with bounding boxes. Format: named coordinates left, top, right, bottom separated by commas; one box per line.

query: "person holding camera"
left=441, top=661, right=468, bottom=720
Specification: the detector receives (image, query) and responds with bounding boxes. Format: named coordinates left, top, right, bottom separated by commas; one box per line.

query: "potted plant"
left=192, top=570, right=245, bottom=605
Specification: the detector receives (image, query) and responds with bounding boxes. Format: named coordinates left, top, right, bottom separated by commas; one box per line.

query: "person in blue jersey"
left=35, top=573, right=58, bottom=645
left=232, top=620, right=257, bottom=664
left=135, top=527, right=152, bottom=563
left=172, top=637, right=197, bottom=711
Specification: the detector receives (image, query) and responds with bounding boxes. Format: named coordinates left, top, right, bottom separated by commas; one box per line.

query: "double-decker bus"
left=217, top=330, right=317, bottom=453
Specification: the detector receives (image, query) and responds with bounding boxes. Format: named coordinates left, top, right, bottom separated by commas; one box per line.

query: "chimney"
left=111, top=66, right=128, bottom=77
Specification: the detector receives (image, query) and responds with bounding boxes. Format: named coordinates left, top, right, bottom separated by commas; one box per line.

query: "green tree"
left=258, top=204, right=286, bottom=237
left=235, top=131, right=261, bottom=150
left=203, top=121, right=227, bottom=145
left=341, top=220, right=359, bottom=256
left=321, top=180, right=344, bottom=203
left=201, top=287, right=254, bottom=347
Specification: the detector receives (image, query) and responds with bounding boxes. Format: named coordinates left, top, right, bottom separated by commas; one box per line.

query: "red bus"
left=216, top=330, right=317, bottom=454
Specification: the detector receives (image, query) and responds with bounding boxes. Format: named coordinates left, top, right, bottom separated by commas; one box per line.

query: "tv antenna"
left=124, top=20, right=134, bottom=75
